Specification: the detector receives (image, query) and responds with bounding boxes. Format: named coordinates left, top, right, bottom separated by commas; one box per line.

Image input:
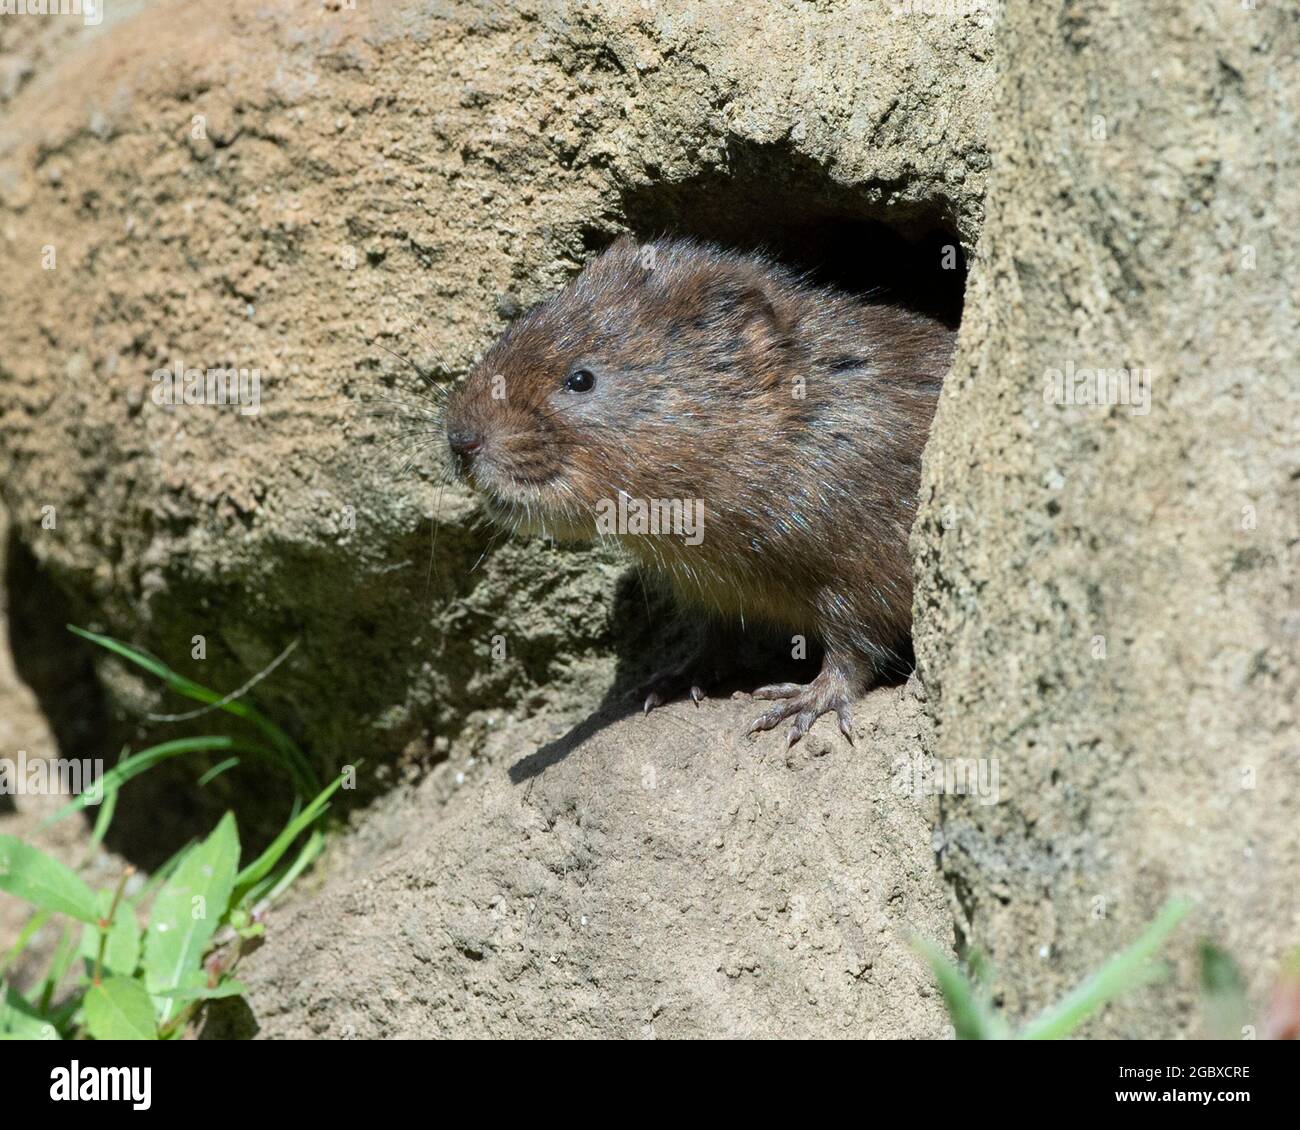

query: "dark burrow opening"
left=609, top=144, right=967, bottom=328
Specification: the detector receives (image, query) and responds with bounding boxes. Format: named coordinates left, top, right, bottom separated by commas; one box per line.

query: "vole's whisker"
left=367, top=338, right=447, bottom=392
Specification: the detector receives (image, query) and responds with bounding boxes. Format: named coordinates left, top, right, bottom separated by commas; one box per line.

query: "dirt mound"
left=225, top=686, right=949, bottom=1039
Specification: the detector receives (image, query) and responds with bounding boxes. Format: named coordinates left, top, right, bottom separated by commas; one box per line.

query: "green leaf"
left=1018, top=899, right=1191, bottom=1039
left=129, top=840, right=195, bottom=908
left=84, top=976, right=157, bottom=1040
left=78, top=890, right=141, bottom=978
left=0, top=836, right=100, bottom=924
left=143, top=813, right=240, bottom=1025
left=1, top=981, right=60, bottom=1040
left=153, top=979, right=246, bottom=1002
left=913, top=937, right=1009, bottom=1040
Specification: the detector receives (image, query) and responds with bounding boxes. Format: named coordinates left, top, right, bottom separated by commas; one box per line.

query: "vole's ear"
left=705, top=279, right=789, bottom=365
left=599, top=233, right=646, bottom=271
left=588, top=233, right=652, bottom=282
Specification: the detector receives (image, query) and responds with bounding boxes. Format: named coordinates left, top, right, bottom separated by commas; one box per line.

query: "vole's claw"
left=637, top=661, right=714, bottom=714
left=748, top=698, right=801, bottom=735
left=786, top=710, right=820, bottom=747
left=747, top=672, right=857, bottom=746
left=837, top=705, right=856, bottom=745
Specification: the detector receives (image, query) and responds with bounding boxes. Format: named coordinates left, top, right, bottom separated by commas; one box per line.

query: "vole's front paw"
left=748, top=671, right=855, bottom=748
left=634, top=659, right=715, bottom=714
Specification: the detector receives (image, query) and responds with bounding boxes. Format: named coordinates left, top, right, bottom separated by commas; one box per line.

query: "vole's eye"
left=565, top=368, right=596, bottom=393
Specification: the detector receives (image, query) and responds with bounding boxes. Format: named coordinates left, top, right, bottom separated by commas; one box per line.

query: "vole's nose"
left=447, top=429, right=484, bottom=461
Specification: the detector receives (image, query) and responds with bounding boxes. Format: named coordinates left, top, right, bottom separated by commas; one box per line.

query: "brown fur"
left=444, top=235, right=954, bottom=743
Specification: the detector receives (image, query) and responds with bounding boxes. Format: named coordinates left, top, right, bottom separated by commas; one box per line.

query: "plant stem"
left=92, top=865, right=136, bottom=986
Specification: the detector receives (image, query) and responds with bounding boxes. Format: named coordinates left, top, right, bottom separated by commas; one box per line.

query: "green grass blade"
left=1018, top=899, right=1192, bottom=1040
left=85, top=769, right=120, bottom=858
left=0, top=910, right=50, bottom=980
left=67, top=626, right=317, bottom=794
left=197, top=757, right=241, bottom=787
left=913, top=937, right=1009, bottom=1040
left=231, top=772, right=345, bottom=907
left=34, top=923, right=81, bottom=1014
left=38, top=737, right=274, bottom=831
left=243, top=828, right=327, bottom=909
left=1, top=981, right=59, bottom=1040
left=1199, top=940, right=1252, bottom=1040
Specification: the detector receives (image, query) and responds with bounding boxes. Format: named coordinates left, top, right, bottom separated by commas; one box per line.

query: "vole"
left=443, top=235, right=954, bottom=745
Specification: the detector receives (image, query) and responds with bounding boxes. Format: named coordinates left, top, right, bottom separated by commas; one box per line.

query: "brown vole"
left=444, top=235, right=954, bottom=745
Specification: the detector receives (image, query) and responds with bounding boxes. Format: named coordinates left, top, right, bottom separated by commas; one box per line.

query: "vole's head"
left=444, top=235, right=793, bottom=538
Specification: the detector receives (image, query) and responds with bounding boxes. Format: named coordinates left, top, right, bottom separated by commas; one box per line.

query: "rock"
left=911, top=1, right=1300, bottom=1035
